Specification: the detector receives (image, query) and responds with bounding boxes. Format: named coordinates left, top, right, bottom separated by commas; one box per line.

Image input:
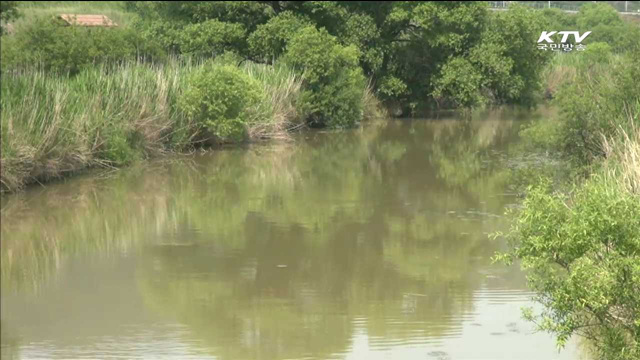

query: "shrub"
left=582, top=42, right=613, bottom=65
left=178, top=19, right=246, bottom=58
left=283, top=26, right=366, bottom=128
left=496, top=175, right=640, bottom=360
left=131, top=17, right=184, bottom=55
left=478, top=5, right=550, bottom=106
left=1, top=16, right=165, bottom=74
left=576, top=2, right=640, bottom=51
left=178, top=63, right=265, bottom=142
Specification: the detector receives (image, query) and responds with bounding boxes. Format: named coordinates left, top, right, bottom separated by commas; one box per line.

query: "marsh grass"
left=0, top=58, right=310, bottom=192
left=1, top=60, right=189, bottom=191
left=362, top=83, right=388, bottom=120
left=602, top=125, right=640, bottom=195
left=542, top=52, right=620, bottom=98
left=240, top=62, right=305, bottom=140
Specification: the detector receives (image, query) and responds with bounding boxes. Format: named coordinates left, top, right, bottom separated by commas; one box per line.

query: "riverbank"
left=1, top=1, right=558, bottom=192
left=498, top=46, right=640, bottom=359
left=0, top=58, right=384, bottom=192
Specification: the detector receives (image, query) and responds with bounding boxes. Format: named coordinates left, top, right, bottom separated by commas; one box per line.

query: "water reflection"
left=1, top=108, right=587, bottom=359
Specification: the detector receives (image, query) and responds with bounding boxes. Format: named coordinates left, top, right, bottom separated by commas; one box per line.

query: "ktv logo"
left=537, top=31, right=592, bottom=44
left=537, top=31, right=591, bottom=52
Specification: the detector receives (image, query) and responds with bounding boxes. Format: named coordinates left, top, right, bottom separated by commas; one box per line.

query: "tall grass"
left=602, top=125, right=640, bottom=195
left=241, top=62, right=305, bottom=140
left=1, top=59, right=308, bottom=192
left=1, top=60, right=189, bottom=191
left=542, top=51, right=620, bottom=98
left=362, top=82, right=388, bottom=121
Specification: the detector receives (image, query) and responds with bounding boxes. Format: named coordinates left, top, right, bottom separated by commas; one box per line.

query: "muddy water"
left=1, top=109, right=589, bottom=359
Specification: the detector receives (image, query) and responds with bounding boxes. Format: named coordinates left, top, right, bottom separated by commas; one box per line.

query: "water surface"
left=1, top=109, right=589, bottom=359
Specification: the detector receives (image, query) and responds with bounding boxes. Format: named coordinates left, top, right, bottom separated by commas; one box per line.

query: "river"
left=1, top=108, right=590, bottom=359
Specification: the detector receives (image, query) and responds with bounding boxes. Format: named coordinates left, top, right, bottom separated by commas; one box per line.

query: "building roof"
left=58, top=14, right=117, bottom=27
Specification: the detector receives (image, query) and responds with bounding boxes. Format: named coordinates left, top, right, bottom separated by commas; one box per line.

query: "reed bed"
left=602, top=124, right=640, bottom=195
left=542, top=51, right=620, bottom=98
left=1, top=58, right=307, bottom=192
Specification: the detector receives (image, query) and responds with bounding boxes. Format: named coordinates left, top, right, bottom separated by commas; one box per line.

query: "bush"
left=178, top=63, right=265, bottom=142
left=477, top=5, right=549, bottom=106
left=496, top=175, right=640, bottom=360
left=178, top=19, right=246, bottom=58
left=283, top=26, right=366, bottom=128
left=582, top=42, right=613, bottom=64
left=1, top=16, right=165, bottom=74
left=428, top=5, right=549, bottom=108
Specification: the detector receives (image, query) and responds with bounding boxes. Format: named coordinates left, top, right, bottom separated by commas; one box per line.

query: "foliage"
left=576, top=2, right=640, bottom=51
left=495, top=175, right=640, bottom=360
left=432, top=57, right=485, bottom=108
left=125, top=1, right=557, bottom=113
left=0, top=1, right=20, bottom=34
left=0, top=58, right=304, bottom=191
left=541, top=7, right=575, bottom=30
left=431, top=5, right=549, bottom=108
left=247, top=11, right=311, bottom=63
left=1, top=16, right=164, bottom=74
left=582, top=42, right=613, bottom=64
left=283, top=26, right=366, bottom=128
left=478, top=5, right=550, bottom=106
left=6, top=1, right=638, bottom=115
left=503, top=17, right=640, bottom=358
left=178, top=63, right=265, bottom=142
left=553, top=49, right=640, bottom=165
left=178, top=19, right=246, bottom=58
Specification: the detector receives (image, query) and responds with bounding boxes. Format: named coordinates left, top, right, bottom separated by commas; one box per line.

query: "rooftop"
left=58, top=14, right=117, bottom=27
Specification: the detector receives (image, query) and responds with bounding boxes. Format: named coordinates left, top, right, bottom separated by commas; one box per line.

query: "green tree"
left=247, top=11, right=312, bottom=63
left=496, top=177, right=640, bottom=360
left=282, top=26, right=366, bottom=128
left=576, top=2, right=640, bottom=51
left=178, top=20, right=246, bottom=58
left=432, top=57, right=485, bottom=108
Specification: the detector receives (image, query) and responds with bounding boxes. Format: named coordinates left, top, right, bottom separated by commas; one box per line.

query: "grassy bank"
left=499, top=45, right=640, bottom=359
left=542, top=46, right=622, bottom=100
left=0, top=58, right=312, bottom=192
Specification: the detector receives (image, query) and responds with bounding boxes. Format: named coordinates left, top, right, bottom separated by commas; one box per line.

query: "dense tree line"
left=123, top=1, right=551, bottom=111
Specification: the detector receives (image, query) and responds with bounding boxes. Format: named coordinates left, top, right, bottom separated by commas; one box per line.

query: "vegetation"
left=0, top=2, right=548, bottom=190
left=0, top=59, right=305, bottom=191
left=0, top=15, right=165, bottom=74
left=3, top=2, right=553, bottom=111
left=0, top=1, right=20, bottom=34
left=283, top=26, right=366, bottom=128
left=2, top=1, right=640, bottom=358
left=497, top=140, right=640, bottom=359
left=497, top=9, right=640, bottom=359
